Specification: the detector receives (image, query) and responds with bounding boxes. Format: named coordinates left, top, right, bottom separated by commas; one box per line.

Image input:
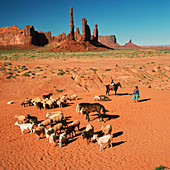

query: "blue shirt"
left=133, top=89, right=139, bottom=95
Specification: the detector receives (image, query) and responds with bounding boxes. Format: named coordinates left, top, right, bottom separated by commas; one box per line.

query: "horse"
left=106, top=82, right=122, bottom=96
left=76, top=103, right=106, bottom=122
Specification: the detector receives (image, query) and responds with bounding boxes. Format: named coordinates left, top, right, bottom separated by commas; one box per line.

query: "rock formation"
left=82, top=18, right=91, bottom=42
left=74, top=27, right=82, bottom=41
left=98, top=35, right=121, bottom=48
left=91, top=24, right=98, bottom=43
left=67, top=7, right=75, bottom=40
left=0, top=25, right=49, bottom=48
left=123, top=39, right=140, bottom=48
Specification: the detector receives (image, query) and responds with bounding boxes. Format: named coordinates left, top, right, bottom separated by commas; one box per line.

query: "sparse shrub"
left=155, top=165, right=166, bottom=170
left=77, top=83, right=82, bottom=87
left=56, top=89, right=63, bottom=92
left=105, top=69, right=111, bottom=71
left=152, top=70, right=156, bottom=72
left=90, top=68, right=97, bottom=71
left=22, top=72, right=30, bottom=77
left=57, top=70, right=65, bottom=75
left=43, top=76, right=47, bottom=78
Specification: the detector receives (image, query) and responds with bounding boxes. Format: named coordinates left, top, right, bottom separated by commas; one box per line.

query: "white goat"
left=15, top=122, right=34, bottom=134
left=93, top=134, right=113, bottom=151
left=58, top=132, right=67, bottom=147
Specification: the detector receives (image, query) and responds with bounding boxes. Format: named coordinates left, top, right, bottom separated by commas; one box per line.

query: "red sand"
left=0, top=57, right=170, bottom=169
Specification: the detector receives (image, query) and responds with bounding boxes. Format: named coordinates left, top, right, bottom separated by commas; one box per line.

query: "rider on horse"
left=109, top=79, right=114, bottom=89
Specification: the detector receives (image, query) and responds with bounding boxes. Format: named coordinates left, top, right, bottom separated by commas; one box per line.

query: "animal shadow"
left=103, top=114, right=120, bottom=122
left=138, top=98, right=151, bottom=102
left=65, top=138, right=78, bottom=146
left=111, top=141, right=127, bottom=148
left=112, top=131, right=123, bottom=138
left=116, top=93, right=132, bottom=96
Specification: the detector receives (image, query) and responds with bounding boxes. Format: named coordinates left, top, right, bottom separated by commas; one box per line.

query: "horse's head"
left=118, top=82, right=122, bottom=88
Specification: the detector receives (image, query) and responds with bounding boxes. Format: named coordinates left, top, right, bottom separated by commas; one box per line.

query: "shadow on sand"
left=138, top=98, right=151, bottom=102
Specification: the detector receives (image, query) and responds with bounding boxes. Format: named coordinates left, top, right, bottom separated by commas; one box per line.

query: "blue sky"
left=0, top=0, right=170, bottom=45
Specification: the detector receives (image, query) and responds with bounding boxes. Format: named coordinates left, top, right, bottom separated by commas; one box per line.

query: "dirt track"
left=0, top=57, right=170, bottom=169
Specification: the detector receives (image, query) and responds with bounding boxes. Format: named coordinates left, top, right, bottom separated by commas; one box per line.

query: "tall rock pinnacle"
left=70, top=7, right=75, bottom=40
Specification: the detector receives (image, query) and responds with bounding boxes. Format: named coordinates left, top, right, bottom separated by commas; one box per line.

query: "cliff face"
left=0, top=25, right=49, bottom=48
left=98, top=35, right=121, bottom=48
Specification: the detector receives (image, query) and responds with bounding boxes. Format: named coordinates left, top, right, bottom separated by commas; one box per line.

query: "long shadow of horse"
left=116, top=93, right=133, bottom=96
left=90, top=113, right=120, bottom=122
left=138, top=98, right=151, bottom=102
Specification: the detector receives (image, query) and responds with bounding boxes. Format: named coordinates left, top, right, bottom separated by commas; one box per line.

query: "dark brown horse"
left=106, top=82, right=122, bottom=96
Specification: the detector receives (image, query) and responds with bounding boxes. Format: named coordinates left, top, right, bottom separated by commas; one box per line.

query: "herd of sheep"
left=14, top=93, right=113, bottom=151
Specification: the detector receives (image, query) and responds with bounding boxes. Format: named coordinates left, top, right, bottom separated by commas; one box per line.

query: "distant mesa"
left=98, top=35, right=122, bottom=48
left=0, top=7, right=140, bottom=50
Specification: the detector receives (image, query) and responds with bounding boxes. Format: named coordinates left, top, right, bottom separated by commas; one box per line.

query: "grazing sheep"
left=71, top=120, right=80, bottom=131
left=58, top=132, right=67, bottom=147
left=101, top=125, right=112, bottom=135
left=81, top=131, right=94, bottom=144
left=32, top=126, right=45, bottom=140
left=69, top=94, right=77, bottom=100
left=99, top=95, right=111, bottom=101
left=49, top=133, right=57, bottom=147
left=38, top=118, right=52, bottom=127
left=65, top=125, right=76, bottom=138
left=45, top=128, right=55, bottom=141
left=93, top=134, right=113, bottom=151
left=50, top=114, right=64, bottom=123
left=15, top=122, right=34, bottom=134
left=15, top=115, right=27, bottom=123
left=34, top=102, right=43, bottom=110
left=86, top=124, right=94, bottom=132
left=94, top=95, right=101, bottom=101
left=21, top=98, right=32, bottom=107
left=46, top=111, right=63, bottom=118
left=52, top=123, right=63, bottom=133
left=56, top=100, right=63, bottom=108
left=42, top=93, right=53, bottom=100
left=82, top=124, right=94, bottom=144
left=7, top=100, right=14, bottom=104
left=26, top=114, right=38, bottom=124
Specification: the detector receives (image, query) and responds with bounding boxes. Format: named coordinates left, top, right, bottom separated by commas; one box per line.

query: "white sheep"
left=69, top=94, right=77, bottom=100
left=49, top=133, right=57, bottom=147
left=15, top=122, right=34, bottom=134
left=15, top=115, right=27, bottom=123
left=93, top=134, right=113, bottom=151
left=46, top=111, right=63, bottom=118
left=38, top=118, right=52, bottom=127
left=71, top=120, right=80, bottom=131
left=94, top=95, right=101, bottom=101
left=86, top=124, right=94, bottom=132
left=58, top=132, right=67, bottom=147
left=101, top=125, right=112, bottom=135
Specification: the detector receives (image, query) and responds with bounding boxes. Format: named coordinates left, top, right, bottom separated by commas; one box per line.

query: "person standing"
left=132, top=86, right=140, bottom=102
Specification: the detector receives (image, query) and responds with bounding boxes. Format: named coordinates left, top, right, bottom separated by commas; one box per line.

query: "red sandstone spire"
left=70, top=7, right=75, bottom=40
left=93, top=24, right=98, bottom=42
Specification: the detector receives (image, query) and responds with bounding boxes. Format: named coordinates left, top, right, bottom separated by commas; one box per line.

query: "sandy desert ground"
left=0, top=52, right=170, bottom=170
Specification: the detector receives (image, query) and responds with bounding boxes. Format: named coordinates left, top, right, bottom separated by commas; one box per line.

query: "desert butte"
left=0, top=53, right=170, bottom=170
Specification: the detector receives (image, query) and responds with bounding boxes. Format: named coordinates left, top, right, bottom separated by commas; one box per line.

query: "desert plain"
left=0, top=48, right=170, bottom=170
